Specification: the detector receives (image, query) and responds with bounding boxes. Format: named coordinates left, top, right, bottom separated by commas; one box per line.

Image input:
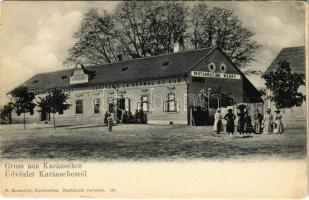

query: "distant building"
left=8, top=46, right=262, bottom=125
left=263, top=46, right=306, bottom=127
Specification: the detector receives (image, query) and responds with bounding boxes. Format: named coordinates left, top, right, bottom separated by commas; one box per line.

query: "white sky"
left=0, top=1, right=306, bottom=105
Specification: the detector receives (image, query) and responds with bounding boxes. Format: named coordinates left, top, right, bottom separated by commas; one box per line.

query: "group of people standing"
left=213, top=107, right=284, bottom=136
left=104, top=109, right=147, bottom=132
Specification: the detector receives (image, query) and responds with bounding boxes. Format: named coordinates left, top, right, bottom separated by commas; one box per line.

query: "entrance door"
left=191, top=106, right=212, bottom=126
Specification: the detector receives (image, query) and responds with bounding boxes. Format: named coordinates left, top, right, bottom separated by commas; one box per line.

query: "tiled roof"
left=17, top=48, right=216, bottom=91
left=264, top=46, right=305, bottom=74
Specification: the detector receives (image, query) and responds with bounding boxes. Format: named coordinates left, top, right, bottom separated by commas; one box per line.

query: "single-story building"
left=263, top=46, right=306, bottom=128
left=9, top=45, right=263, bottom=125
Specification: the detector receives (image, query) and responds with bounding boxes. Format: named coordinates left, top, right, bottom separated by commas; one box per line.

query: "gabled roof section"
left=264, top=46, right=305, bottom=75
left=14, top=47, right=216, bottom=92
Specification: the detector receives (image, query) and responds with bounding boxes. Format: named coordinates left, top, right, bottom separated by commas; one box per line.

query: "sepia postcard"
left=0, top=0, right=308, bottom=198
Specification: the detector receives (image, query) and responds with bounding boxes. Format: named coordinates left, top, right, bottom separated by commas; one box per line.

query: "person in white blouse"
left=213, top=108, right=224, bottom=136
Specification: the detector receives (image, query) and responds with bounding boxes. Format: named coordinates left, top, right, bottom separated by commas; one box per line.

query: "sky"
left=0, top=1, right=306, bottom=105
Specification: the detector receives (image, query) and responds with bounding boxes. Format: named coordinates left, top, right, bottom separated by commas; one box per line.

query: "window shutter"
left=177, top=101, right=180, bottom=113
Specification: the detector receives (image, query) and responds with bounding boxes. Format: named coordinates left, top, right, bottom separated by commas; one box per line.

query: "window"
left=164, top=93, right=179, bottom=112
left=192, top=77, right=205, bottom=83
left=76, top=99, right=83, bottom=114
left=93, top=97, right=101, bottom=114
left=137, top=95, right=149, bottom=112
left=220, top=63, right=227, bottom=73
left=208, top=62, right=216, bottom=72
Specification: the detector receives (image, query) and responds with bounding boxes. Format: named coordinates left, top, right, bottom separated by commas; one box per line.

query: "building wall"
left=11, top=78, right=188, bottom=125
left=187, top=49, right=244, bottom=108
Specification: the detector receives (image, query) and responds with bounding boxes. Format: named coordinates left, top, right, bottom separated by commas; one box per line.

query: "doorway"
left=190, top=106, right=213, bottom=126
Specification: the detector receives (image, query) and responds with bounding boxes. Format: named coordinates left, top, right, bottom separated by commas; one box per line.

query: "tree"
left=37, top=88, right=71, bottom=129
left=11, top=86, right=36, bottom=129
left=148, top=1, right=188, bottom=54
left=66, top=2, right=259, bottom=69
left=65, top=9, right=119, bottom=66
left=66, top=1, right=189, bottom=65
left=262, top=60, right=305, bottom=109
left=190, top=4, right=260, bottom=67
left=114, top=1, right=154, bottom=58
left=0, top=102, right=14, bottom=124
left=208, top=87, right=234, bottom=108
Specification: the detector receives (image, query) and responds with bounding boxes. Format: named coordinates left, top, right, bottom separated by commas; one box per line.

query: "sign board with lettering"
left=70, top=69, right=89, bottom=84
left=191, top=71, right=241, bottom=80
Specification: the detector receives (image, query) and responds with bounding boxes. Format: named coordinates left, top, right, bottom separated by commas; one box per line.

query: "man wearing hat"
left=263, top=108, right=273, bottom=134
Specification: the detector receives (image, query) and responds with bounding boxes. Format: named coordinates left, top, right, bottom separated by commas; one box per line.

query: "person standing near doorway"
left=213, top=108, right=223, bottom=136
left=263, top=108, right=273, bottom=134
left=224, top=109, right=236, bottom=135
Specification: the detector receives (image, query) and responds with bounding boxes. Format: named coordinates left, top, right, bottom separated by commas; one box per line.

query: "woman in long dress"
left=254, top=109, right=263, bottom=134
left=274, top=110, right=284, bottom=134
left=213, top=109, right=224, bottom=136
left=237, top=108, right=245, bottom=135
left=224, top=109, right=236, bottom=135
left=244, top=111, right=253, bottom=135
left=263, top=108, right=273, bottom=134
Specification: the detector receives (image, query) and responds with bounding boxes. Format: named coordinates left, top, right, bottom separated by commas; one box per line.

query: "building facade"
left=9, top=47, right=262, bottom=125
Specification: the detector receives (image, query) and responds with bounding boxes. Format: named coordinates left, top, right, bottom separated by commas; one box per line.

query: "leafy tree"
left=37, top=88, right=71, bottom=129
left=65, top=9, right=119, bottom=65
left=190, top=4, right=260, bottom=67
left=202, top=87, right=234, bottom=109
left=11, top=86, right=36, bottom=129
left=209, top=87, right=234, bottom=108
left=66, top=1, right=189, bottom=65
left=262, top=60, right=305, bottom=109
left=148, top=1, right=188, bottom=54
left=114, top=1, right=154, bottom=58
left=0, top=102, right=14, bottom=124
left=66, top=2, right=259, bottom=69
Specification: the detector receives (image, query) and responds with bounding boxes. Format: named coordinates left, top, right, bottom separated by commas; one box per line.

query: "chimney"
left=173, top=36, right=185, bottom=53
